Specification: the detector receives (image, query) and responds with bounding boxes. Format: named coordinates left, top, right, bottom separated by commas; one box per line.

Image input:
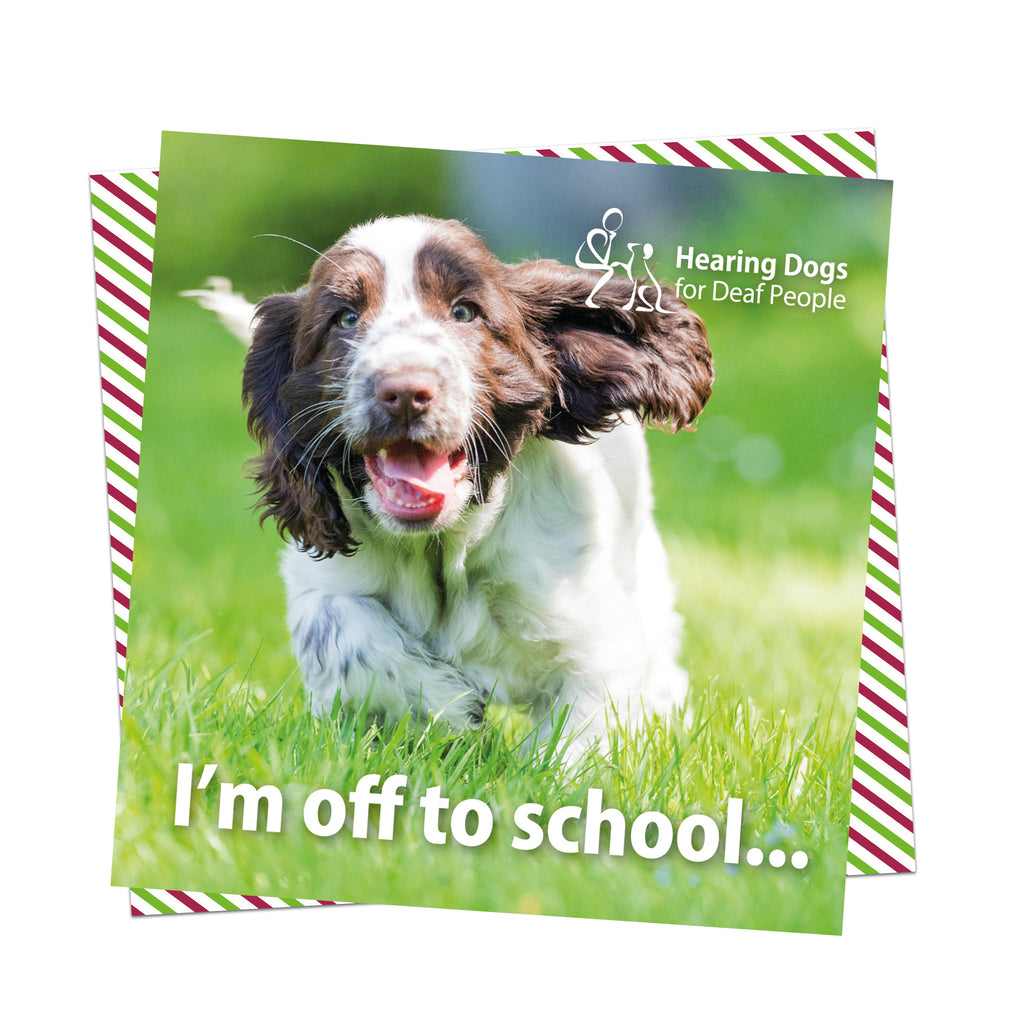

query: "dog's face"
left=242, top=215, right=713, bottom=556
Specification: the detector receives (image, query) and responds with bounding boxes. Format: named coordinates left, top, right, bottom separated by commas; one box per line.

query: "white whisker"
left=255, top=233, right=347, bottom=277
left=294, top=415, right=348, bottom=486
left=264, top=400, right=345, bottom=473
left=472, top=402, right=519, bottom=474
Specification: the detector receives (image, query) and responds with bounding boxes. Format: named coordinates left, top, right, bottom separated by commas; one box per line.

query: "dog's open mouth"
left=364, top=441, right=469, bottom=522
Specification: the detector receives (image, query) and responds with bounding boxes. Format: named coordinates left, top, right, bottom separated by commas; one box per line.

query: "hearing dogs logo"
left=575, top=207, right=670, bottom=313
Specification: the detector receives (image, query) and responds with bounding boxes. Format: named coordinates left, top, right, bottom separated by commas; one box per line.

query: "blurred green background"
left=115, top=133, right=891, bottom=930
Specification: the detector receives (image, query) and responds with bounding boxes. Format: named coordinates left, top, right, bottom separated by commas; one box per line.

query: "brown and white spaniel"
left=196, top=215, right=713, bottom=755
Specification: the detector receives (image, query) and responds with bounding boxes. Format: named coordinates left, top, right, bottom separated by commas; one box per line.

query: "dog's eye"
left=334, top=308, right=360, bottom=329
left=451, top=302, right=477, bottom=323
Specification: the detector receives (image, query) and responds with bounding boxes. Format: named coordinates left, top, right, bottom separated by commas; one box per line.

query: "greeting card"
left=99, top=130, right=907, bottom=930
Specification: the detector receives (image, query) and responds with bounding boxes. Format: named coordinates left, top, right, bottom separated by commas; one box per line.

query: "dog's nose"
left=374, top=370, right=438, bottom=420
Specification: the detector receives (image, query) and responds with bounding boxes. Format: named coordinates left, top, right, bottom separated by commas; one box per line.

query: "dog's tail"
left=180, top=277, right=256, bottom=348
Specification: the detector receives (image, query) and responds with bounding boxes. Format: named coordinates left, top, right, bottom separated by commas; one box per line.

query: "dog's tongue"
left=380, top=442, right=457, bottom=499
left=367, top=441, right=464, bottom=520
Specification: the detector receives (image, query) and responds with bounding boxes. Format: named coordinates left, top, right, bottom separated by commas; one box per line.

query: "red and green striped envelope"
left=93, top=128, right=912, bottom=917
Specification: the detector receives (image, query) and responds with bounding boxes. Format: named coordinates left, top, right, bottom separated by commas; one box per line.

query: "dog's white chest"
left=280, top=427, right=685, bottom=730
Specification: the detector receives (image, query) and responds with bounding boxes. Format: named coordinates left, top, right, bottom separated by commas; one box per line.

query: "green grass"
left=114, top=515, right=860, bottom=932
left=114, top=663, right=854, bottom=930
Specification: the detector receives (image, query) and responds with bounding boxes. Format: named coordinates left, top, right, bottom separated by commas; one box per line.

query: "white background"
left=4, top=2, right=1021, bottom=1019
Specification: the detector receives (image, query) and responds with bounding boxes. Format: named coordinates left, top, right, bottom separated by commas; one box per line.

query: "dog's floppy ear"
left=507, top=260, right=713, bottom=443
left=242, top=292, right=356, bottom=558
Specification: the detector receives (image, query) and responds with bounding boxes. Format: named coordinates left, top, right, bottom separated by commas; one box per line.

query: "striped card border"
left=94, top=128, right=912, bottom=915
left=130, top=889, right=338, bottom=916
